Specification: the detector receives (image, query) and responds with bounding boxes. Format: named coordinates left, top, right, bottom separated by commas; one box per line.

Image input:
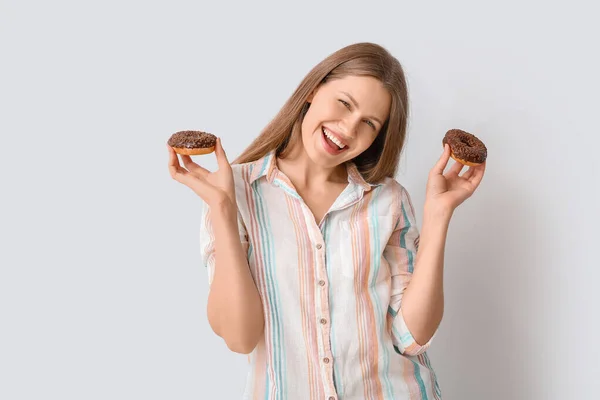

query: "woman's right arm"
left=168, top=138, right=264, bottom=354
left=206, top=202, right=264, bottom=354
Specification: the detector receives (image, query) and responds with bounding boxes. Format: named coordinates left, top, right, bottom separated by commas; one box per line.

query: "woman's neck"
left=276, top=144, right=347, bottom=190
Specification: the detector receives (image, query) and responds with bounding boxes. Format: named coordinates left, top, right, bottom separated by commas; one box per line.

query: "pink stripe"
left=401, top=357, right=421, bottom=399
left=350, top=196, right=384, bottom=400
left=243, top=166, right=273, bottom=396
left=204, top=208, right=215, bottom=282
left=286, top=195, right=323, bottom=399
left=252, top=341, right=267, bottom=399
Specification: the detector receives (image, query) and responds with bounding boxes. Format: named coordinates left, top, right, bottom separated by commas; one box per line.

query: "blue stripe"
left=264, top=370, right=269, bottom=400
left=392, top=325, right=405, bottom=347
left=422, top=352, right=442, bottom=397
left=255, top=182, right=286, bottom=399
left=258, top=153, right=270, bottom=178
left=391, top=325, right=416, bottom=352
left=387, top=305, right=398, bottom=318
left=273, top=179, right=301, bottom=200
left=400, top=202, right=415, bottom=274
left=368, top=187, right=395, bottom=399
left=410, top=359, right=428, bottom=400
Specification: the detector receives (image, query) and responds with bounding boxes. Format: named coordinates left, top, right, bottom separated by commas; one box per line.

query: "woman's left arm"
left=401, top=144, right=486, bottom=346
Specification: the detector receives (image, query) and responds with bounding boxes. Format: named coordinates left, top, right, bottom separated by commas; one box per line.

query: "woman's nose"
left=338, top=116, right=361, bottom=139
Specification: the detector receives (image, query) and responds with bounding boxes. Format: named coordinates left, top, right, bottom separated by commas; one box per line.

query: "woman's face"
left=300, top=75, right=391, bottom=169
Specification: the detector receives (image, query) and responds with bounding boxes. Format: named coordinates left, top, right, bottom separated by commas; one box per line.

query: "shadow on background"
left=428, top=174, right=550, bottom=400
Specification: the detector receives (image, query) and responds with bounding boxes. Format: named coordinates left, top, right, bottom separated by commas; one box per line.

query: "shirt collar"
left=248, top=149, right=278, bottom=184
left=248, top=149, right=381, bottom=191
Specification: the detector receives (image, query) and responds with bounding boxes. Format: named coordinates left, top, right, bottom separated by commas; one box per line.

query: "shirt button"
left=320, top=318, right=327, bottom=324
left=318, top=280, right=326, bottom=286
left=323, top=357, right=330, bottom=364
left=328, top=397, right=336, bottom=400
left=316, top=243, right=322, bottom=249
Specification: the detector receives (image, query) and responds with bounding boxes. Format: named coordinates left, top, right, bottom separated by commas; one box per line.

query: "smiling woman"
left=168, top=41, right=485, bottom=400
left=233, top=43, right=411, bottom=184
left=300, top=75, right=390, bottom=161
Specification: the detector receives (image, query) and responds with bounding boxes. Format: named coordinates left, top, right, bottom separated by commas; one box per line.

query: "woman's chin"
left=309, top=146, right=350, bottom=169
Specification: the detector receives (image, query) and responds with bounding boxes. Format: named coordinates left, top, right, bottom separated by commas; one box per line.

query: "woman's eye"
left=339, top=99, right=351, bottom=109
left=337, top=99, right=375, bottom=129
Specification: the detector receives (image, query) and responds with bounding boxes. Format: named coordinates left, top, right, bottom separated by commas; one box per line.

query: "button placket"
left=310, top=225, right=337, bottom=397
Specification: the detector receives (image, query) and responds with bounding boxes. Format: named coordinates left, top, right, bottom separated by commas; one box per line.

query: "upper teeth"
left=323, top=128, right=344, bottom=149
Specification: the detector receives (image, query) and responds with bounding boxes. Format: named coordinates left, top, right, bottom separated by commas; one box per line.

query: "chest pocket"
left=336, top=216, right=396, bottom=283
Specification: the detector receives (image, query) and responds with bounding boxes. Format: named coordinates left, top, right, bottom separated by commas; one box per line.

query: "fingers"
left=215, top=137, right=231, bottom=171
left=447, top=159, right=464, bottom=176
left=168, top=145, right=194, bottom=183
left=167, top=144, right=231, bottom=208
left=170, top=163, right=198, bottom=187
left=468, top=162, right=486, bottom=188
left=459, top=162, right=485, bottom=192
left=169, top=150, right=221, bottom=201
left=168, top=144, right=210, bottom=178
left=167, top=144, right=184, bottom=177
left=168, top=143, right=210, bottom=186
left=431, top=144, right=451, bottom=175
left=461, top=166, right=475, bottom=180
left=181, top=155, right=210, bottom=178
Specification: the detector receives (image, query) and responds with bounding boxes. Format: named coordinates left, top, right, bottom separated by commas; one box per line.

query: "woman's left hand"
left=425, top=144, right=486, bottom=215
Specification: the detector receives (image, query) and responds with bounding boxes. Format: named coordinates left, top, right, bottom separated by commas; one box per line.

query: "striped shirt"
left=199, top=150, right=442, bottom=399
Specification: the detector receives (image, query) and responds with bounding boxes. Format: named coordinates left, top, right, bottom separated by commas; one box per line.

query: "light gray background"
left=2, top=1, right=598, bottom=399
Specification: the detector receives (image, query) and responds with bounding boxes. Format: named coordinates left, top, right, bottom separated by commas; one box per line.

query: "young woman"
left=167, top=42, right=485, bottom=400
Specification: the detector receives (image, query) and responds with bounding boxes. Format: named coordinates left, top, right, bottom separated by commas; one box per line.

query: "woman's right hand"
left=167, top=137, right=236, bottom=211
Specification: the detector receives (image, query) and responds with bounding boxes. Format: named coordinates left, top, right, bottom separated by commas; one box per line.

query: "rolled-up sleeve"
left=383, top=187, right=435, bottom=356
left=198, top=199, right=249, bottom=288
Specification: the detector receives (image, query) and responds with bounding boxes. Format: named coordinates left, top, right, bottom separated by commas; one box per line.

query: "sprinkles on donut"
left=442, top=129, right=487, bottom=166
left=167, top=130, right=217, bottom=156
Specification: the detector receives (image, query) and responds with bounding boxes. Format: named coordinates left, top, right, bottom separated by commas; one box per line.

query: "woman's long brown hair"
left=232, top=42, right=410, bottom=184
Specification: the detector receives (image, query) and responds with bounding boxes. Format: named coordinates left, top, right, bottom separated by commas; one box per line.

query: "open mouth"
left=321, top=126, right=348, bottom=154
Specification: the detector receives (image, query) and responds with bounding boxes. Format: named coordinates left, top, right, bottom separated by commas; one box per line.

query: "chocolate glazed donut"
left=167, top=130, right=217, bottom=155
left=442, top=129, right=487, bottom=166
